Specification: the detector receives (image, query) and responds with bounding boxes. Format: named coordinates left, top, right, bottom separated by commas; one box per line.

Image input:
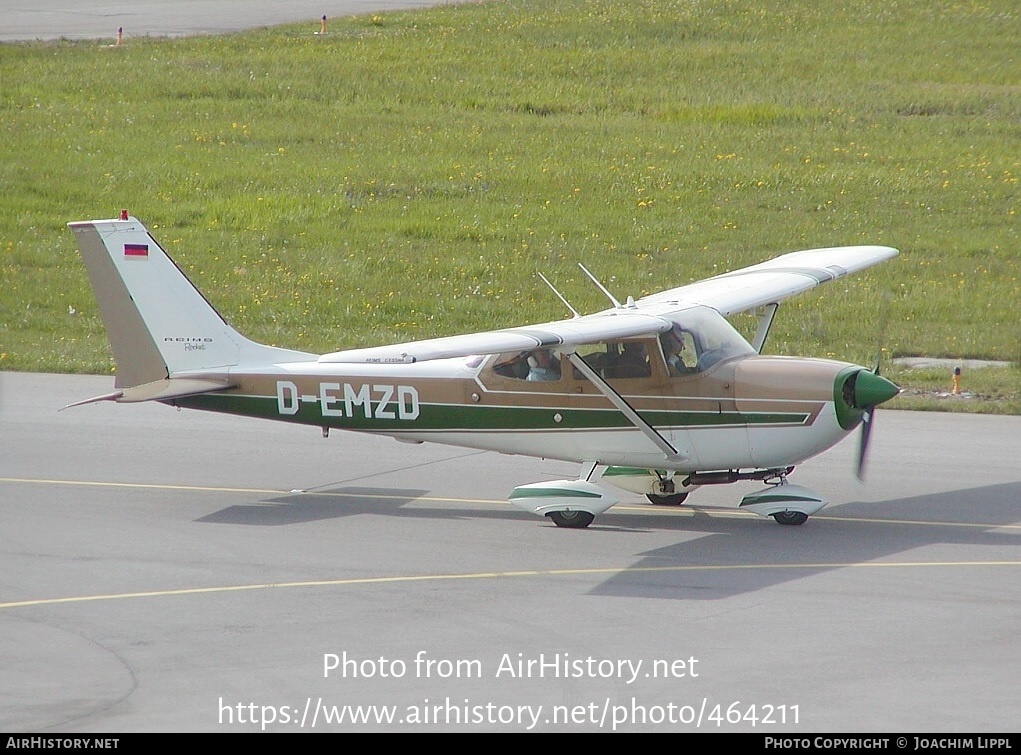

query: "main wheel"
left=546, top=510, right=595, bottom=529
left=646, top=492, right=689, bottom=506
left=772, top=511, right=809, bottom=526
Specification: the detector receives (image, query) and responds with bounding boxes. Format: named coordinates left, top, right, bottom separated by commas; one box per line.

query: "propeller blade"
left=856, top=407, right=875, bottom=481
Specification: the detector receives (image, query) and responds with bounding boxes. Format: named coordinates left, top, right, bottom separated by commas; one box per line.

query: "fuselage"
left=174, top=339, right=871, bottom=473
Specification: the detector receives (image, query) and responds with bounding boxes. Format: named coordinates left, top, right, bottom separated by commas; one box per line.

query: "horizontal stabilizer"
left=62, top=377, right=234, bottom=410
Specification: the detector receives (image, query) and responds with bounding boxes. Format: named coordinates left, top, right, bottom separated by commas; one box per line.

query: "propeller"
left=856, top=404, right=876, bottom=481
left=851, top=366, right=900, bottom=480
left=853, top=290, right=898, bottom=480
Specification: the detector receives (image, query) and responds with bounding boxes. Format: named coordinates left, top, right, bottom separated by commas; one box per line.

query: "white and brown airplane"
left=67, top=212, right=900, bottom=528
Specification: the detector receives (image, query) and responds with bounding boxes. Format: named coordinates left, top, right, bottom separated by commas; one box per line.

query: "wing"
left=319, top=244, right=898, bottom=364
left=319, top=311, right=673, bottom=364
left=639, top=245, right=898, bottom=316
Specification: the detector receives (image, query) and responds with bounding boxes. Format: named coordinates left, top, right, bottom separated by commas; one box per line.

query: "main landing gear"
left=508, top=468, right=828, bottom=528
left=770, top=510, right=810, bottom=526
left=507, top=479, right=616, bottom=529
left=545, top=510, right=596, bottom=529
left=738, top=474, right=827, bottom=525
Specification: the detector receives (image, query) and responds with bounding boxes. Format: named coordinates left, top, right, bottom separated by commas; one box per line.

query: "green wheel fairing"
left=508, top=487, right=603, bottom=500
left=740, top=492, right=822, bottom=504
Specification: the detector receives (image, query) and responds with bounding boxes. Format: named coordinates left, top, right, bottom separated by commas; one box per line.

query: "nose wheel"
left=646, top=492, right=689, bottom=506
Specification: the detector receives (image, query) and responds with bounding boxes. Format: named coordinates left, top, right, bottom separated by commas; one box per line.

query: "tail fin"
left=69, top=214, right=314, bottom=390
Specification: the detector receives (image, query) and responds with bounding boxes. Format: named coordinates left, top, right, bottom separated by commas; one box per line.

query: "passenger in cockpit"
left=526, top=349, right=560, bottom=381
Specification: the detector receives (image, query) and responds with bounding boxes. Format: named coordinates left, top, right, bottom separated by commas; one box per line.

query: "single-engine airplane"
left=68, top=212, right=899, bottom=528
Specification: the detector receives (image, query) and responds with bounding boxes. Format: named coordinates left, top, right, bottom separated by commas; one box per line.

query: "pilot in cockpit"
left=661, top=329, right=696, bottom=375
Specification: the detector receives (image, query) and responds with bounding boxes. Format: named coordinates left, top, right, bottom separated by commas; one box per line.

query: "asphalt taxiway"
left=1, top=371, right=1019, bottom=731
left=1, top=0, right=470, bottom=42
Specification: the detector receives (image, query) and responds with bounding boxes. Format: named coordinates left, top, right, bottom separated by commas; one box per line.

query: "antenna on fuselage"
left=578, top=263, right=624, bottom=309
left=537, top=271, right=582, bottom=318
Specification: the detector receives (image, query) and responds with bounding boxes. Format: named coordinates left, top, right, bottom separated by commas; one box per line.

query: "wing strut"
left=563, top=352, right=687, bottom=463
left=751, top=303, right=779, bottom=353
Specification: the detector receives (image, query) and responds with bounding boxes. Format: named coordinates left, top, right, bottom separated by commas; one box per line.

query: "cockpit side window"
left=571, top=341, right=652, bottom=380
left=492, top=349, right=562, bottom=382
left=606, top=341, right=652, bottom=379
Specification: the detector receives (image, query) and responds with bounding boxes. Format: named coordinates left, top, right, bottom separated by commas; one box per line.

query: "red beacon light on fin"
left=120, top=209, right=128, bottom=220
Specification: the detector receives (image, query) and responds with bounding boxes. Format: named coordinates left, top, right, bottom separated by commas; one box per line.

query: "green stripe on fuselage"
left=175, top=393, right=811, bottom=432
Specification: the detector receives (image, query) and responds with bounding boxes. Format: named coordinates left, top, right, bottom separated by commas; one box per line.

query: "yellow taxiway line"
left=2, top=475, right=1018, bottom=611
left=2, top=475, right=1020, bottom=530
left=2, top=560, right=1019, bottom=610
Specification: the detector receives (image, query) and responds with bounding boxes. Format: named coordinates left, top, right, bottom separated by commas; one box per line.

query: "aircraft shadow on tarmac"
left=193, top=484, right=681, bottom=527
left=195, top=486, right=434, bottom=525
left=193, top=481, right=1021, bottom=600
left=591, top=480, right=1021, bottom=600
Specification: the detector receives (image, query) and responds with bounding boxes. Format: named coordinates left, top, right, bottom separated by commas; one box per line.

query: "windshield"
left=659, top=306, right=755, bottom=374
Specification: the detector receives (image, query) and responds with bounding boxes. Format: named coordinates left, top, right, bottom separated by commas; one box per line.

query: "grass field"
left=0, top=0, right=1018, bottom=411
